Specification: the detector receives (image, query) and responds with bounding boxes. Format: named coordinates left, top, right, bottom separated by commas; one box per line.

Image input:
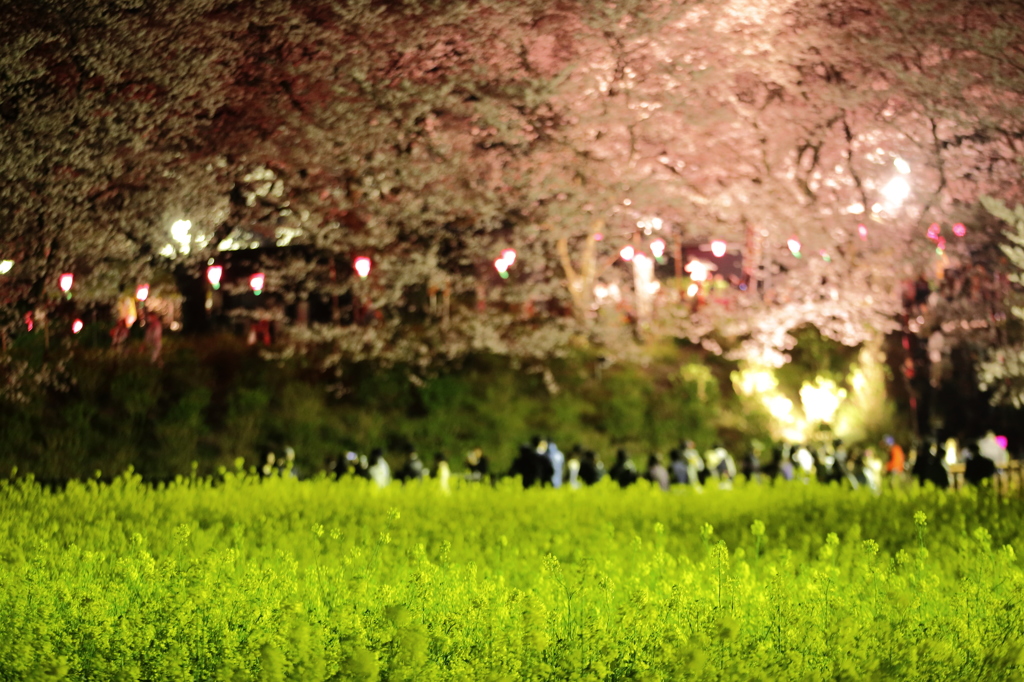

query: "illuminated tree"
left=4, top=0, right=1024, bottom=378
left=976, top=196, right=1024, bottom=406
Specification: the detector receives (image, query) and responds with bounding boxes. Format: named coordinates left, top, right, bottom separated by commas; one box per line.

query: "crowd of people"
left=280, top=431, right=1016, bottom=492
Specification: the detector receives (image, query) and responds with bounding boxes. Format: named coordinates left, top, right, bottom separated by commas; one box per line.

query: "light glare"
left=619, top=245, right=635, bottom=261
left=354, top=256, right=372, bottom=278
left=800, top=377, right=848, bottom=424
left=171, top=219, right=193, bottom=255
left=206, top=265, right=223, bottom=289
left=249, top=272, right=265, bottom=294
left=881, top=176, right=911, bottom=207
left=684, top=260, right=709, bottom=282
left=710, top=240, right=727, bottom=258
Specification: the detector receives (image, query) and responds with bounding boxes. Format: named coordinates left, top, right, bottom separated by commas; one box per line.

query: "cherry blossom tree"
left=3, top=0, right=1024, bottom=379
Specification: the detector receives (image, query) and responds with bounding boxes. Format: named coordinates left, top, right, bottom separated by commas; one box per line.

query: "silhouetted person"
left=913, top=439, right=933, bottom=485
left=923, top=447, right=950, bottom=489
left=368, top=448, right=391, bottom=488
left=398, top=450, right=425, bottom=482
left=847, top=448, right=867, bottom=488
left=545, top=438, right=565, bottom=488
left=742, top=448, right=762, bottom=482
left=509, top=444, right=552, bottom=488
left=466, top=447, right=489, bottom=482
left=566, top=445, right=582, bottom=489
left=964, top=443, right=996, bottom=486
left=530, top=436, right=560, bottom=487
left=830, top=439, right=850, bottom=484
left=682, top=441, right=706, bottom=484
left=609, top=449, right=638, bottom=488
left=579, top=450, right=604, bottom=485
left=433, top=452, right=451, bottom=492
left=669, top=449, right=689, bottom=485
left=645, top=453, right=670, bottom=491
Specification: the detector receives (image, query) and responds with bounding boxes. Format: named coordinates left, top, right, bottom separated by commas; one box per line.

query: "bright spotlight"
left=881, top=176, right=911, bottom=207
left=684, top=260, right=709, bottom=282
left=171, top=219, right=193, bottom=255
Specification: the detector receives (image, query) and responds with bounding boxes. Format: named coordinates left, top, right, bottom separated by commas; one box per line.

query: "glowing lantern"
left=684, top=260, right=709, bottom=282
left=494, top=258, right=510, bottom=279
left=0, top=260, right=13, bottom=275
left=249, top=272, right=265, bottom=295
left=619, top=245, right=635, bottom=261
left=996, top=435, right=1008, bottom=450
left=354, top=256, right=372, bottom=278
left=787, top=238, right=802, bottom=257
left=952, top=222, right=966, bottom=237
left=206, top=265, right=223, bottom=290
left=500, top=249, right=517, bottom=267
left=136, top=284, right=150, bottom=302
left=72, top=319, right=84, bottom=334
left=926, top=223, right=940, bottom=241
left=650, top=239, right=666, bottom=258
left=710, top=240, right=727, bottom=258
left=857, top=224, right=868, bottom=240
left=686, top=283, right=699, bottom=297
left=59, top=273, right=74, bottom=298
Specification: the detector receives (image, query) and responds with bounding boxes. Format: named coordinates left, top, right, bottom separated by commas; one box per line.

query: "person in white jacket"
left=367, top=448, right=391, bottom=488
